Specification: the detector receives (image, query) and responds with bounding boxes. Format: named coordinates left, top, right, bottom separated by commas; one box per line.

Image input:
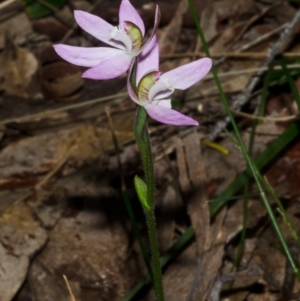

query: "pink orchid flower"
left=128, top=40, right=212, bottom=126
left=53, top=0, right=160, bottom=80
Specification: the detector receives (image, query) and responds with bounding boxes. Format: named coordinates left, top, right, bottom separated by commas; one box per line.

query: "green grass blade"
left=280, top=59, right=300, bottom=110
left=231, top=64, right=273, bottom=270
left=188, top=0, right=300, bottom=281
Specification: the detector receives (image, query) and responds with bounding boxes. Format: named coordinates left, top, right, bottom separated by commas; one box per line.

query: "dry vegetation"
left=0, top=0, right=300, bottom=300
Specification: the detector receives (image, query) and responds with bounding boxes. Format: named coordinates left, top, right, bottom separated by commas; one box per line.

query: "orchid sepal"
left=145, top=103, right=199, bottom=126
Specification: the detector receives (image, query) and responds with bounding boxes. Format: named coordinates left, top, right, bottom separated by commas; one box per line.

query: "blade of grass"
left=280, top=58, right=300, bottom=109
left=260, top=176, right=300, bottom=249
left=231, top=63, right=273, bottom=271
left=261, top=58, right=300, bottom=248
left=188, top=0, right=300, bottom=280
left=210, top=121, right=300, bottom=215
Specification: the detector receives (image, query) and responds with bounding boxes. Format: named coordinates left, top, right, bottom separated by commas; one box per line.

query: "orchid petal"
left=127, top=60, right=141, bottom=105
left=145, top=103, right=198, bottom=126
left=151, top=99, right=171, bottom=108
left=119, top=0, right=145, bottom=36
left=83, top=53, right=132, bottom=79
left=127, top=60, right=139, bottom=104
left=137, top=35, right=159, bottom=84
left=140, top=5, right=161, bottom=54
left=160, top=58, right=212, bottom=90
left=53, top=45, right=126, bottom=67
left=148, top=80, right=173, bottom=102
left=110, top=28, right=132, bottom=52
left=74, top=10, right=125, bottom=50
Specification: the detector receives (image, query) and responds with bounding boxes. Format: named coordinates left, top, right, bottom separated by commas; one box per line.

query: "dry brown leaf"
left=159, top=0, right=188, bottom=55
left=32, top=17, right=69, bottom=42
left=0, top=45, right=38, bottom=98
left=155, top=158, right=183, bottom=253
left=201, top=0, right=258, bottom=43
left=147, top=242, right=198, bottom=301
left=0, top=200, right=47, bottom=301
left=176, top=132, right=210, bottom=252
left=0, top=12, right=33, bottom=49
left=28, top=198, right=140, bottom=301
left=203, top=137, right=246, bottom=197
left=0, top=127, right=74, bottom=189
left=0, top=120, right=133, bottom=190
left=40, top=61, right=84, bottom=102
left=176, top=131, right=226, bottom=301
left=265, top=140, right=300, bottom=200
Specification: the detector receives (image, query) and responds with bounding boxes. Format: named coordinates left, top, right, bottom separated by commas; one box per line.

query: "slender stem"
left=134, top=106, right=165, bottom=301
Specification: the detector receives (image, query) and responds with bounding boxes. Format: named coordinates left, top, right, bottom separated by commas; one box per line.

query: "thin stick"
left=231, top=109, right=298, bottom=122
left=204, top=63, right=300, bottom=80
left=63, top=275, right=76, bottom=301
left=161, top=51, right=299, bottom=59
left=0, top=92, right=127, bottom=126
left=207, top=10, right=300, bottom=141
left=0, top=0, right=18, bottom=10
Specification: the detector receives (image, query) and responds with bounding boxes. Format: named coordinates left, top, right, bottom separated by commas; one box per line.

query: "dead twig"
left=207, top=266, right=262, bottom=301
left=231, top=110, right=298, bottom=122
left=63, top=275, right=77, bottom=301
left=161, top=23, right=288, bottom=61
left=0, top=92, right=128, bottom=126
left=162, top=50, right=299, bottom=59
left=207, top=9, right=300, bottom=141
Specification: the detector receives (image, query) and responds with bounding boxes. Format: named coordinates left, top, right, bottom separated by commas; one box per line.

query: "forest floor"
left=1, top=0, right=300, bottom=300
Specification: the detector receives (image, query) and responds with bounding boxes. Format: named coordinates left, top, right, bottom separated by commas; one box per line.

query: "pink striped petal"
left=151, top=99, right=171, bottom=108
left=83, top=53, right=132, bottom=79
left=145, top=103, right=198, bottom=126
left=110, top=28, right=132, bottom=52
left=148, top=80, right=173, bottom=102
left=53, top=45, right=126, bottom=67
left=74, top=10, right=125, bottom=50
left=137, top=35, right=159, bottom=84
left=160, top=58, right=212, bottom=90
left=119, top=0, right=145, bottom=36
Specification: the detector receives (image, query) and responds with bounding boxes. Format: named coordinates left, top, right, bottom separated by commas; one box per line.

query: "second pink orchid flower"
left=128, top=38, right=212, bottom=126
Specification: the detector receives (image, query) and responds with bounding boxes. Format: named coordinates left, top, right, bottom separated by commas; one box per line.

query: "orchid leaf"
left=134, top=175, right=150, bottom=211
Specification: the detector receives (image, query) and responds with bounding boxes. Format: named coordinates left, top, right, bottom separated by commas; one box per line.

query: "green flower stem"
left=134, top=105, right=165, bottom=301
